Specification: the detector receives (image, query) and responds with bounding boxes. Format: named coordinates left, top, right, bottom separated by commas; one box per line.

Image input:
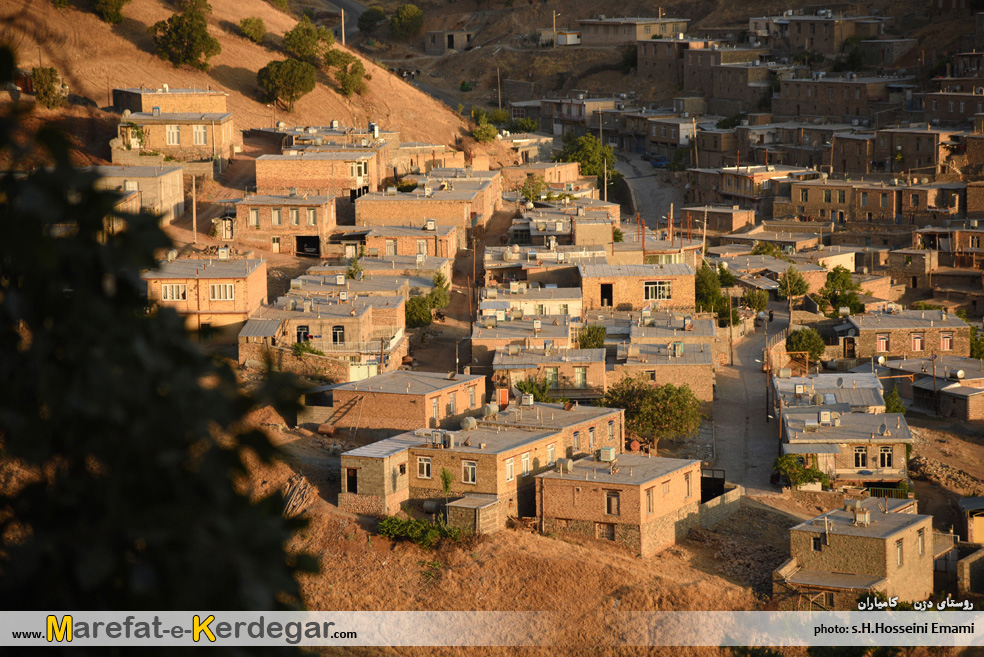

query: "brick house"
left=578, top=263, right=696, bottom=311
left=338, top=401, right=624, bottom=521
left=501, top=162, right=582, bottom=191
left=471, top=316, right=574, bottom=368
left=695, top=129, right=739, bottom=169
left=312, top=370, right=486, bottom=440
left=481, top=285, right=583, bottom=318
left=492, top=346, right=607, bottom=400
left=536, top=453, right=701, bottom=556
left=538, top=96, right=619, bottom=137
left=646, top=117, right=698, bottom=158
left=142, top=258, right=266, bottom=333
left=237, top=295, right=407, bottom=382
left=884, top=356, right=984, bottom=420
left=840, top=309, right=971, bottom=359
left=112, top=86, right=228, bottom=114
left=682, top=46, right=767, bottom=97
left=233, top=194, right=335, bottom=256
left=91, top=165, right=184, bottom=226
left=255, top=152, right=376, bottom=200
left=781, top=408, right=912, bottom=487
left=686, top=165, right=823, bottom=217
left=360, top=223, right=458, bottom=259
left=577, top=17, right=689, bottom=46
left=354, top=190, right=482, bottom=236
left=772, top=373, right=885, bottom=414
left=773, top=76, right=912, bottom=123
left=773, top=497, right=934, bottom=610
left=637, top=37, right=714, bottom=86
left=288, top=273, right=411, bottom=300
left=782, top=15, right=889, bottom=56
left=423, top=29, right=474, bottom=55
left=682, top=205, right=756, bottom=234
left=308, top=254, right=453, bottom=286
left=721, top=231, right=821, bottom=252
left=709, top=62, right=792, bottom=116
left=709, top=255, right=829, bottom=296
left=607, top=342, right=716, bottom=401
left=872, top=127, right=964, bottom=176
left=117, top=111, right=235, bottom=168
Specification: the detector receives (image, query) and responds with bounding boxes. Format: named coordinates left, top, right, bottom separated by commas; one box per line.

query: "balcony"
left=307, top=327, right=404, bottom=355
left=833, top=467, right=906, bottom=483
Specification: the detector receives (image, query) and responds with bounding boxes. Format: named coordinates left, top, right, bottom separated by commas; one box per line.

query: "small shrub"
left=292, top=342, right=325, bottom=357
left=472, top=122, right=497, bottom=143
left=93, top=0, right=131, bottom=24
left=390, top=3, right=424, bottom=39
left=358, top=6, right=386, bottom=32
left=239, top=17, right=266, bottom=43
left=31, top=67, right=65, bottom=109
left=268, top=0, right=289, bottom=9
left=396, top=177, right=418, bottom=192
left=459, top=80, right=472, bottom=92
left=510, top=117, right=538, bottom=133
left=377, top=516, right=461, bottom=548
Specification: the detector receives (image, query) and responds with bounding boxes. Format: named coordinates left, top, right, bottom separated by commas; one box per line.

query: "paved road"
left=613, top=152, right=685, bottom=226
left=712, top=308, right=791, bottom=496
left=320, top=0, right=367, bottom=40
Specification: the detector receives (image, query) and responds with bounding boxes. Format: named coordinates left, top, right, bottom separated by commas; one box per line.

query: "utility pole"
left=341, top=8, right=346, bottom=46
left=603, top=159, right=607, bottom=202
left=785, top=265, right=792, bottom=321
left=497, top=66, right=502, bottom=110
left=191, top=175, right=198, bottom=245
left=553, top=11, right=558, bottom=49
left=727, top=293, right=734, bottom=366
left=702, top=207, right=708, bottom=254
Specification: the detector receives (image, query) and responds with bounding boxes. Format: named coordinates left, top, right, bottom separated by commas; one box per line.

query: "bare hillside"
left=0, top=0, right=471, bottom=146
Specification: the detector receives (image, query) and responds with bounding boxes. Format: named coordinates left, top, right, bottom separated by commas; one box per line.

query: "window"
left=249, top=208, right=259, bottom=227
left=161, top=284, right=187, bottom=301
left=912, top=334, right=925, bottom=351
left=449, top=392, right=456, bottom=416
left=918, top=529, right=925, bottom=556
left=545, top=367, right=559, bottom=389
left=644, top=280, right=672, bottom=300
left=861, top=192, right=868, bottom=206
left=296, top=325, right=309, bottom=343
left=399, top=463, right=406, bottom=475
left=608, top=420, right=615, bottom=442
left=896, top=539, right=904, bottom=566
left=521, top=452, right=530, bottom=475
left=823, top=189, right=831, bottom=203
left=505, top=458, right=515, bottom=482
left=166, top=125, right=180, bottom=146
left=469, top=386, right=476, bottom=408
left=646, top=488, right=654, bottom=514
left=605, top=491, right=620, bottom=516
left=876, top=334, right=889, bottom=352
left=385, top=239, right=397, bottom=256
left=547, top=443, right=555, bottom=465
left=462, top=460, right=477, bottom=484
left=417, top=239, right=428, bottom=255
left=272, top=209, right=282, bottom=226
left=332, top=325, right=344, bottom=345
left=881, top=193, right=888, bottom=208
left=307, top=208, right=316, bottom=226
left=290, top=208, right=299, bottom=226
left=911, top=193, right=919, bottom=207
left=685, top=472, right=692, bottom=498
left=880, top=446, right=893, bottom=469
left=193, top=124, right=207, bottom=146
left=661, top=480, right=670, bottom=495
left=417, top=457, right=432, bottom=479
left=575, top=367, right=587, bottom=389
left=431, top=398, right=439, bottom=422
left=209, top=284, right=234, bottom=301
left=837, top=190, right=846, bottom=203
left=588, top=427, right=595, bottom=449
left=972, top=235, right=982, bottom=249
left=854, top=446, right=867, bottom=468
left=812, top=536, right=822, bottom=551
left=573, top=431, right=580, bottom=451
left=941, top=332, right=953, bottom=351
left=800, top=189, right=809, bottom=202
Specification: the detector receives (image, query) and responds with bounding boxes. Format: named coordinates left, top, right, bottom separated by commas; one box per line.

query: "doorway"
left=295, top=235, right=320, bottom=257
left=346, top=468, right=358, bottom=494
left=600, top=284, right=613, bottom=307
left=272, top=236, right=281, bottom=254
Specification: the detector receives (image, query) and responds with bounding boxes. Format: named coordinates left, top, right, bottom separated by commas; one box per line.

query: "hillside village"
left=10, top=0, right=984, bottom=633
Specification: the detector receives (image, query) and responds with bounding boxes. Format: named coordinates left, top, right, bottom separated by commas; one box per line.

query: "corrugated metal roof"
left=782, top=443, right=842, bottom=455
left=578, top=263, right=694, bottom=278
left=238, top=318, right=283, bottom=338
left=786, top=570, right=887, bottom=591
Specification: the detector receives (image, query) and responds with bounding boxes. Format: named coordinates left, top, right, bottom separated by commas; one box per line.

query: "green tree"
left=515, top=377, right=563, bottom=402
left=30, top=67, right=65, bottom=109
left=773, top=455, right=830, bottom=488
left=613, top=228, right=624, bottom=242
left=777, top=265, right=809, bottom=300
left=510, top=117, right=539, bottom=133
left=820, top=265, right=863, bottom=316
left=884, top=384, right=906, bottom=415
left=406, top=295, right=433, bottom=327
left=439, top=467, right=453, bottom=512
left=390, top=3, right=424, bottom=39
left=743, top=288, right=769, bottom=312
left=0, top=49, right=317, bottom=611
left=786, top=327, right=826, bottom=364
left=345, top=253, right=362, bottom=279
left=600, top=378, right=703, bottom=448
left=751, top=241, right=783, bottom=258
left=489, top=108, right=511, bottom=126
left=553, top=132, right=621, bottom=189
left=717, top=263, right=737, bottom=287
left=619, top=45, right=637, bottom=74
left=971, top=324, right=984, bottom=360
left=176, top=0, right=212, bottom=15
left=283, top=16, right=334, bottom=65
left=150, top=9, right=221, bottom=71
left=334, top=58, right=368, bottom=96
left=577, top=324, right=607, bottom=349
left=695, top=262, right=722, bottom=312
left=520, top=175, right=544, bottom=202
left=472, top=122, right=498, bottom=143
left=257, top=58, right=317, bottom=111
left=239, top=17, right=266, bottom=43
left=93, top=0, right=131, bottom=23
left=358, top=6, right=386, bottom=32
left=427, top=272, right=450, bottom=309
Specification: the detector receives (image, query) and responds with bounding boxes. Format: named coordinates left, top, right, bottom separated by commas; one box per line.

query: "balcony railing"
left=306, top=327, right=404, bottom=354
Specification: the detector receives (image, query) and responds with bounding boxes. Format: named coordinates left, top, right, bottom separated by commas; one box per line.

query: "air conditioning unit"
left=598, top=447, right=616, bottom=462
left=340, top=291, right=348, bottom=301
left=335, top=274, right=345, bottom=285
left=425, top=219, right=436, bottom=231
left=521, top=394, right=534, bottom=406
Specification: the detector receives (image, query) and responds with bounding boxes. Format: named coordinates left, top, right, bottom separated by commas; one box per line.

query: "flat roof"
left=615, top=342, right=714, bottom=367
left=478, top=400, right=621, bottom=432
left=239, top=318, right=283, bottom=338
left=783, top=410, right=912, bottom=445
left=309, top=255, right=450, bottom=271
left=363, top=225, right=456, bottom=238
left=537, top=453, right=699, bottom=486
left=90, top=165, right=183, bottom=178
left=791, top=504, right=930, bottom=540
left=484, top=286, right=581, bottom=301
left=886, top=356, right=984, bottom=382
left=472, top=317, right=570, bottom=341
left=577, top=16, right=688, bottom=24
left=258, top=152, right=371, bottom=161
left=334, top=371, right=484, bottom=395
left=578, top=263, right=694, bottom=278
left=343, top=433, right=427, bottom=459
left=630, top=315, right=717, bottom=339
left=236, top=194, right=331, bottom=206
left=142, top=258, right=264, bottom=280
left=126, top=112, right=231, bottom=122
left=848, top=309, right=969, bottom=331
left=116, top=87, right=227, bottom=95
left=785, top=570, right=887, bottom=591
left=493, top=347, right=605, bottom=369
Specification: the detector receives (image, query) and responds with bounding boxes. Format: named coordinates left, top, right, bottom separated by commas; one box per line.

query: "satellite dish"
left=847, top=329, right=857, bottom=337
left=812, top=393, right=825, bottom=405
left=122, top=109, right=131, bottom=118
left=877, top=356, right=886, bottom=365
left=878, top=423, right=888, bottom=436
left=836, top=377, right=844, bottom=388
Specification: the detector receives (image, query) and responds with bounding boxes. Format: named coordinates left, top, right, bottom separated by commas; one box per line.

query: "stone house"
left=695, top=129, right=739, bottom=169
left=577, top=17, right=689, bottom=46
left=308, top=254, right=452, bottom=287
left=578, top=263, right=696, bottom=311
left=536, top=453, right=701, bottom=556
left=686, top=165, right=822, bottom=217
left=681, top=46, right=766, bottom=97
left=112, top=86, right=228, bottom=114
left=884, top=356, right=984, bottom=420
left=840, top=309, right=971, bottom=359
left=773, top=76, right=911, bottom=123
left=480, top=285, right=583, bottom=318
left=424, top=30, right=473, bottom=55
left=538, top=96, right=619, bottom=136
left=872, top=127, right=964, bottom=176
left=91, top=165, right=184, bottom=226
left=782, top=15, right=889, bottom=56
left=355, top=190, right=484, bottom=237
left=416, top=175, right=501, bottom=223
left=501, top=162, right=582, bottom=191
left=358, top=224, right=459, bottom=259
left=338, top=400, right=624, bottom=521
left=774, top=497, right=934, bottom=610
left=117, top=111, right=235, bottom=168
left=781, top=408, right=912, bottom=488
left=287, top=273, right=411, bottom=301
left=255, top=152, right=376, bottom=200
left=637, top=37, right=714, bottom=86
left=142, top=258, right=266, bottom=333
left=772, top=373, right=885, bottom=414
left=471, top=316, right=574, bottom=368
left=232, top=194, right=335, bottom=257
left=709, top=62, right=790, bottom=116
left=312, top=370, right=486, bottom=440
left=607, top=342, right=715, bottom=401
left=682, top=205, right=756, bottom=234
left=492, top=346, right=607, bottom=400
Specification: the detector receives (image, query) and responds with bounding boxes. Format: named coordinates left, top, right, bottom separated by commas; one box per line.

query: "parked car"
left=650, top=156, right=671, bottom=168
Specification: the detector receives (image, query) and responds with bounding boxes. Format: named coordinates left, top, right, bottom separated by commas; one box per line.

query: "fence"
left=866, top=486, right=912, bottom=500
